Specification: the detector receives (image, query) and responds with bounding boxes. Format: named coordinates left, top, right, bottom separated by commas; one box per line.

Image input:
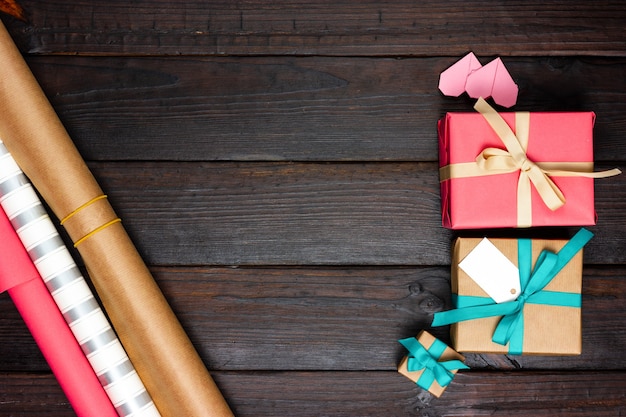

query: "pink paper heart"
left=438, top=52, right=482, bottom=97
left=490, top=60, right=519, bottom=108
left=465, top=58, right=518, bottom=108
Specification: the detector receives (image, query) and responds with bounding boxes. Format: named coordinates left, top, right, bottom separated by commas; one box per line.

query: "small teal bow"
left=398, top=336, right=468, bottom=389
left=432, top=228, right=593, bottom=354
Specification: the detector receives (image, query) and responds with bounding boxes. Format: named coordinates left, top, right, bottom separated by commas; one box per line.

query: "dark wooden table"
left=1, top=1, right=625, bottom=416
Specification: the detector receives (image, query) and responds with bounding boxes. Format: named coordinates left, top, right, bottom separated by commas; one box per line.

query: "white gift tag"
left=458, top=238, right=521, bottom=303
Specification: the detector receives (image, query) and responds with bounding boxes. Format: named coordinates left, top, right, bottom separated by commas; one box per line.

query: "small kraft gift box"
left=397, top=330, right=468, bottom=397
left=432, top=228, right=593, bottom=355
left=438, top=98, right=621, bottom=229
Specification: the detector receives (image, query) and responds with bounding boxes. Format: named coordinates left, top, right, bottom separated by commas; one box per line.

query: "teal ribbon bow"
left=432, top=228, right=593, bottom=354
left=398, top=336, right=468, bottom=389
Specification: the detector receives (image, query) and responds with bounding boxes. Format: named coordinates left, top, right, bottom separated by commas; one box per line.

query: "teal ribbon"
left=432, top=228, right=593, bottom=354
left=398, top=336, right=468, bottom=390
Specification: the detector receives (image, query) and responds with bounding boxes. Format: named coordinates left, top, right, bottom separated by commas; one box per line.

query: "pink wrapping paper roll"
left=0, top=206, right=117, bottom=417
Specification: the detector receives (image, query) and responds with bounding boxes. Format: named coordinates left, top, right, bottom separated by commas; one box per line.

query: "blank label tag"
left=459, top=238, right=520, bottom=303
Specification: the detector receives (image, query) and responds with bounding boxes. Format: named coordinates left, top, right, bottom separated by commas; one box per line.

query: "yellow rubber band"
left=60, top=195, right=108, bottom=225
left=73, top=218, right=122, bottom=247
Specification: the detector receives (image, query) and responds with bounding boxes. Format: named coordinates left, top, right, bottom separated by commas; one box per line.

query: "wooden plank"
left=1, top=371, right=625, bottom=416
left=0, top=294, right=47, bottom=372
left=5, top=1, right=626, bottom=57
left=14, top=55, right=626, bottom=162
left=215, top=371, right=626, bottom=417
left=2, top=267, right=624, bottom=372
left=81, top=161, right=626, bottom=266
left=128, top=265, right=626, bottom=372
left=93, top=161, right=450, bottom=266
left=0, top=373, right=72, bottom=416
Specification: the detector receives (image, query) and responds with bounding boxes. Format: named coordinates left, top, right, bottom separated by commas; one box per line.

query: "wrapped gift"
left=439, top=98, right=621, bottom=229
left=432, top=228, right=593, bottom=355
left=397, top=330, right=468, bottom=397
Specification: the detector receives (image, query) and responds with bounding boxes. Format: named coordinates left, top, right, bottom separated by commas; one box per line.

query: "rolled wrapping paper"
left=0, top=20, right=234, bottom=417
left=0, top=206, right=118, bottom=417
left=0, top=141, right=161, bottom=417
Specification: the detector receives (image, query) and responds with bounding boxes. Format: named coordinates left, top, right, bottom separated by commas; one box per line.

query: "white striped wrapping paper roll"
left=0, top=140, right=161, bottom=417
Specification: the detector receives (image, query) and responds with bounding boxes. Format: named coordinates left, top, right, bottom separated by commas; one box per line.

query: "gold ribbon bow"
left=440, top=98, right=622, bottom=227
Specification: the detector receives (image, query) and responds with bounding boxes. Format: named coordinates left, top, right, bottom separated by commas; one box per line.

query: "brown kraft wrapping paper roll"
left=0, top=20, right=233, bottom=417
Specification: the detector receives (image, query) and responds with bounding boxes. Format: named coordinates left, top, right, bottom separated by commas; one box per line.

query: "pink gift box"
left=438, top=108, right=598, bottom=229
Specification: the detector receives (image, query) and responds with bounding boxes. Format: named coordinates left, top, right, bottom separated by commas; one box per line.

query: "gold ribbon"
left=440, top=97, right=621, bottom=227
left=59, top=194, right=122, bottom=247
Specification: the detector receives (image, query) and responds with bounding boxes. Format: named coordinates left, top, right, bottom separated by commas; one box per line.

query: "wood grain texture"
left=1, top=371, right=625, bottom=417
left=0, top=1, right=625, bottom=415
left=216, top=371, right=626, bottom=417
left=0, top=373, right=72, bottom=416
left=2, top=267, right=625, bottom=373
left=15, top=56, right=626, bottom=162
left=5, top=1, right=626, bottom=57
left=80, top=162, right=625, bottom=266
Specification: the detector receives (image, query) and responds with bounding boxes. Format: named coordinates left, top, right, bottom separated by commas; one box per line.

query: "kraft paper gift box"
left=397, top=330, right=468, bottom=397
left=438, top=98, right=621, bottom=229
left=432, top=229, right=593, bottom=355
